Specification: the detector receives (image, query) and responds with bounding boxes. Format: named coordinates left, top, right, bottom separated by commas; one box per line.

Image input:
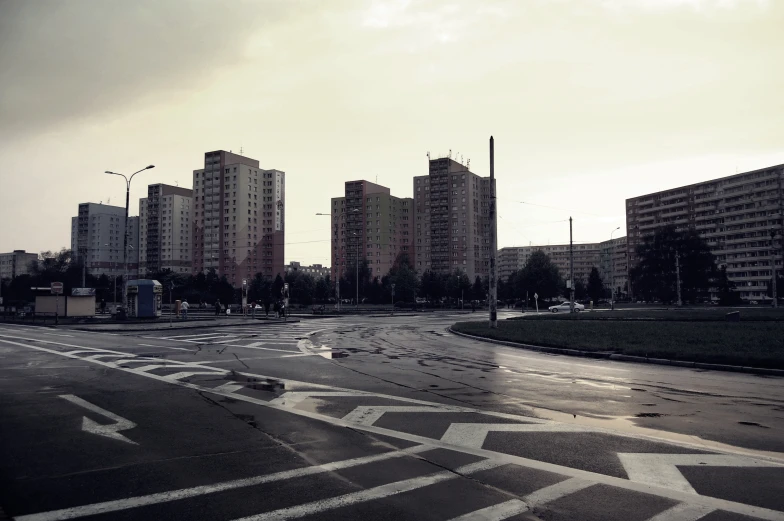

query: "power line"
left=496, top=196, right=609, bottom=217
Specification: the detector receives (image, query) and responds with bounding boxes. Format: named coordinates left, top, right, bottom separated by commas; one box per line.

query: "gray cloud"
left=0, top=0, right=306, bottom=140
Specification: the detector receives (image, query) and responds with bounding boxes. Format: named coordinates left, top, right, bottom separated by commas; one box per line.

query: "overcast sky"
left=1, top=0, right=782, bottom=266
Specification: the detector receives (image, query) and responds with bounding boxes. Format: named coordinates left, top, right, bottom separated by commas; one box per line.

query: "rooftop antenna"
left=427, top=151, right=430, bottom=161
left=466, top=158, right=470, bottom=170
left=240, top=146, right=243, bottom=155
left=448, top=149, right=452, bottom=159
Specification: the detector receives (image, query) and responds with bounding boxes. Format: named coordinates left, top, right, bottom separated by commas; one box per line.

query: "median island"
left=452, top=309, right=784, bottom=370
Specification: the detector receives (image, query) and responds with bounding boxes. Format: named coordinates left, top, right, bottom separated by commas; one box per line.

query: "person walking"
left=264, top=300, right=270, bottom=318
left=181, top=299, right=189, bottom=320
left=214, top=299, right=221, bottom=316
left=251, top=301, right=257, bottom=319
left=100, top=299, right=106, bottom=315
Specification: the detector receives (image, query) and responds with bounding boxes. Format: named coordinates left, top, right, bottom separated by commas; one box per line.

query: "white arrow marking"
left=617, top=453, right=784, bottom=494
left=342, top=405, right=461, bottom=426
left=440, top=423, right=590, bottom=448
left=59, top=394, right=138, bottom=445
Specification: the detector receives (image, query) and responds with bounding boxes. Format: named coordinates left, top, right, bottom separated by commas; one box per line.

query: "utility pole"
left=81, top=248, right=86, bottom=288
left=569, top=217, right=575, bottom=313
left=675, top=252, right=682, bottom=307
left=489, top=136, right=498, bottom=328
left=391, top=283, right=395, bottom=316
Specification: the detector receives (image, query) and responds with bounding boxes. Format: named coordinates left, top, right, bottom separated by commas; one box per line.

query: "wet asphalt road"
left=0, top=312, right=783, bottom=521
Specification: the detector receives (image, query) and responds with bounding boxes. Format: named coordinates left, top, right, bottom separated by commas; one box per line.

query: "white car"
left=548, top=301, right=585, bottom=313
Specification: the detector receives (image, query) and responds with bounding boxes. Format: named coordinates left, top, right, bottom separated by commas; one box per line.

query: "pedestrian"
left=273, top=301, right=280, bottom=318
left=251, top=301, right=257, bottom=319
left=471, top=301, right=476, bottom=313
left=215, top=299, right=221, bottom=316
left=181, top=299, right=189, bottom=320
left=264, top=300, right=270, bottom=317
left=100, top=299, right=106, bottom=315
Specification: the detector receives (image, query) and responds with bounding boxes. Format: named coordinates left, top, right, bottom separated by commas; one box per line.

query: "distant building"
left=286, top=261, right=330, bottom=279
left=626, top=164, right=783, bottom=301
left=599, top=236, right=628, bottom=297
left=0, top=250, right=38, bottom=280
left=413, top=156, right=492, bottom=282
left=139, top=183, right=193, bottom=275
left=71, top=203, right=139, bottom=278
left=191, top=150, right=285, bottom=287
left=498, top=243, right=601, bottom=287
left=331, top=180, right=414, bottom=282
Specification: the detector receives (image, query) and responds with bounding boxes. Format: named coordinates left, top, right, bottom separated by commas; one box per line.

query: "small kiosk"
left=126, top=280, right=163, bottom=318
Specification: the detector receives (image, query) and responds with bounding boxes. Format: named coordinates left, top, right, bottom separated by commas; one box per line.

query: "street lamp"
left=105, top=165, right=154, bottom=311
left=316, top=212, right=339, bottom=311
left=104, top=243, right=117, bottom=307
left=610, top=226, right=620, bottom=310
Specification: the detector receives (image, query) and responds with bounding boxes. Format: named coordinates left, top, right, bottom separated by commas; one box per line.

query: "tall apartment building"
left=626, top=164, right=784, bottom=301
left=497, top=244, right=600, bottom=286
left=139, top=183, right=193, bottom=275
left=331, top=180, right=414, bottom=282
left=413, top=157, right=491, bottom=282
left=598, top=236, right=628, bottom=295
left=71, top=203, right=139, bottom=278
left=286, top=261, right=330, bottom=279
left=191, top=150, right=285, bottom=287
left=0, top=250, right=38, bottom=280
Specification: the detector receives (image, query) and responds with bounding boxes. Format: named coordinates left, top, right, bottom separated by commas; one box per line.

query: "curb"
left=447, top=327, right=784, bottom=377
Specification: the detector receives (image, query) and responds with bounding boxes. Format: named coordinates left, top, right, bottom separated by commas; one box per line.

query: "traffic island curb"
left=447, top=327, right=784, bottom=377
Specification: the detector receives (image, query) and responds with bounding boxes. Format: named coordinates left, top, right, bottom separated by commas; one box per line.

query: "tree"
left=385, top=253, right=419, bottom=303
left=574, top=279, right=587, bottom=300
left=715, top=265, right=742, bottom=306
left=314, top=275, right=331, bottom=302
left=587, top=267, right=604, bottom=303
left=420, top=270, right=446, bottom=303
left=342, top=259, right=372, bottom=303
left=446, top=269, right=471, bottom=302
left=271, top=274, right=284, bottom=301
left=471, top=276, right=484, bottom=301
left=630, top=225, right=716, bottom=303
left=515, top=250, right=563, bottom=302
left=249, top=273, right=272, bottom=304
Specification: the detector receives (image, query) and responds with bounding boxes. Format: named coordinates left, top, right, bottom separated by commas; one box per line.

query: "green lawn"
left=453, top=318, right=784, bottom=369
left=509, top=308, right=784, bottom=322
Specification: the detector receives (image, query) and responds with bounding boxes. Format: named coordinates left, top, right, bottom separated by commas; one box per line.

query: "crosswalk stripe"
left=342, top=405, right=461, bottom=426
left=445, top=499, right=529, bottom=521
left=270, top=391, right=369, bottom=407
left=440, top=423, right=589, bottom=448
left=642, top=503, right=716, bottom=521
left=523, top=477, right=593, bottom=507
left=231, top=459, right=505, bottom=521
left=13, top=446, right=431, bottom=521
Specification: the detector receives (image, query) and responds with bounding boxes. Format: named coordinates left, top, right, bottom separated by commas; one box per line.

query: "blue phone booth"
left=126, top=280, right=163, bottom=318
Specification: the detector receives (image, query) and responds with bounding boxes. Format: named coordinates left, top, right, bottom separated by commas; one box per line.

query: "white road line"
left=440, top=423, right=590, bottom=448
left=226, top=344, right=300, bottom=353
left=40, top=332, right=74, bottom=337
left=137, top=343, right=193, bottom=352
left=618, top=454, right=784, bottom=494
left=212, top=382, right=245, bottom=393
left=270, top=391, right=371, bottom=407
left=14, top=446, right=430, bottom=521
left=446, top=499, right=529, bottom=521
left=342, top=405, right=461, bottom=426
left=232, top=460, right=505, bottom=521
left=643, top=503, right=716, bottom=521
left=158, top=333, right=231, bottom=340
left=3, top=335, right=784, bottom=521
left=522, top=477, right=592, bottom=507
left=163, top=371, right=228, bottom=381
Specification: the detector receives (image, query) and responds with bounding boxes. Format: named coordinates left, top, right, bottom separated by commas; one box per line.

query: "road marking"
left=270, top=391, right=371, bottom=407
left=643, top=503, right=716, bottom=521
left=212, top=382, right=245, bottom=393
left=445, top=499, right=529, bottom=521
left=14, top=446, right=431, bottom=521
left=523, top=477, right=592, bottom=507
left=618, top=453, right=784, bottom=494
left=163, top=370, right=228, bottom=381
left=137, top=343, right=193, bottom=352
left=227, top=344, right=300, bottom=353
left=342, top=405, right=462, bottom=426
left=58, top=394, right=138, bottom=445
left=158, top=333, right=232, bottom=340
left=440, top=422, right=589, bottom=448
left=4, top=335, right=784, bottom=521
left=40, top=332, right=74, bottom=337
left=231, top=460, right=506, bottom=521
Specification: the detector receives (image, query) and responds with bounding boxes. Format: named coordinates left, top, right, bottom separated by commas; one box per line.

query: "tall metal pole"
left=610, top=226, right=620, bottom=311
left=123, top=182, right=130, bottom=310
left=81, top=249, right=86, bottom=288
left=569, top=217, right=575, bottom=313
left=675, top=252, right=682, bottom=307
left=355, top=236, right=359, bottom=307
left=489, top=136, right=498, bottom=328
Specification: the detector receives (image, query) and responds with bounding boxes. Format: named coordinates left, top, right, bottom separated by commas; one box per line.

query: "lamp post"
left=104, top=243, right=117, bottom=307
left=105, top=165, right=154, bottom=310
left=316, top=211, right=340, bottom=311
left=610, top=226, right=620, bottom=310
left=351, top=231, right=359, bottom=307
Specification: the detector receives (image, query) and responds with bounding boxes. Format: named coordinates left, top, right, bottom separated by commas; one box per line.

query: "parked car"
left=548, top=301, right=585, bottom=313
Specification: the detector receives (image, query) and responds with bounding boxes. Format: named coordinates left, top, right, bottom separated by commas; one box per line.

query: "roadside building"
left=0, top=250, right=38, bottom=280
left=286, top=262, right=330, bottom=279
left=191, top=150, right=285, bottom=286
left=70, top=203, right=139, bottom=278
left=139, top=183, right=193, bottom=275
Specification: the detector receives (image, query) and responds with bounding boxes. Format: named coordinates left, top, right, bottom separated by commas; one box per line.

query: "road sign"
left=534, top=292, right=538, bottom=300
left=242, top=279, right=247, bottom=286
left=51, top=282, right=64, bottom=295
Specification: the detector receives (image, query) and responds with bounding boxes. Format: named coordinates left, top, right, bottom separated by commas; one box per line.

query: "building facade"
left=331, top=180, right=414, bottom=282
left=0, top=250, right=38, bottom=280
left=598, top=236, right=628, bottom=296
left=286, top=261, right=330, bottom=279
left=497, top=244, right=601, bottom=286
left=139, top=184, right=193, bottom=275
left=71, top=203, right=139, bottom=278
left=626, top=164, right=784, bottom=301
left=413, top=157, right=491, bottom=282
left=191, top=150, right=285, bottom=287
